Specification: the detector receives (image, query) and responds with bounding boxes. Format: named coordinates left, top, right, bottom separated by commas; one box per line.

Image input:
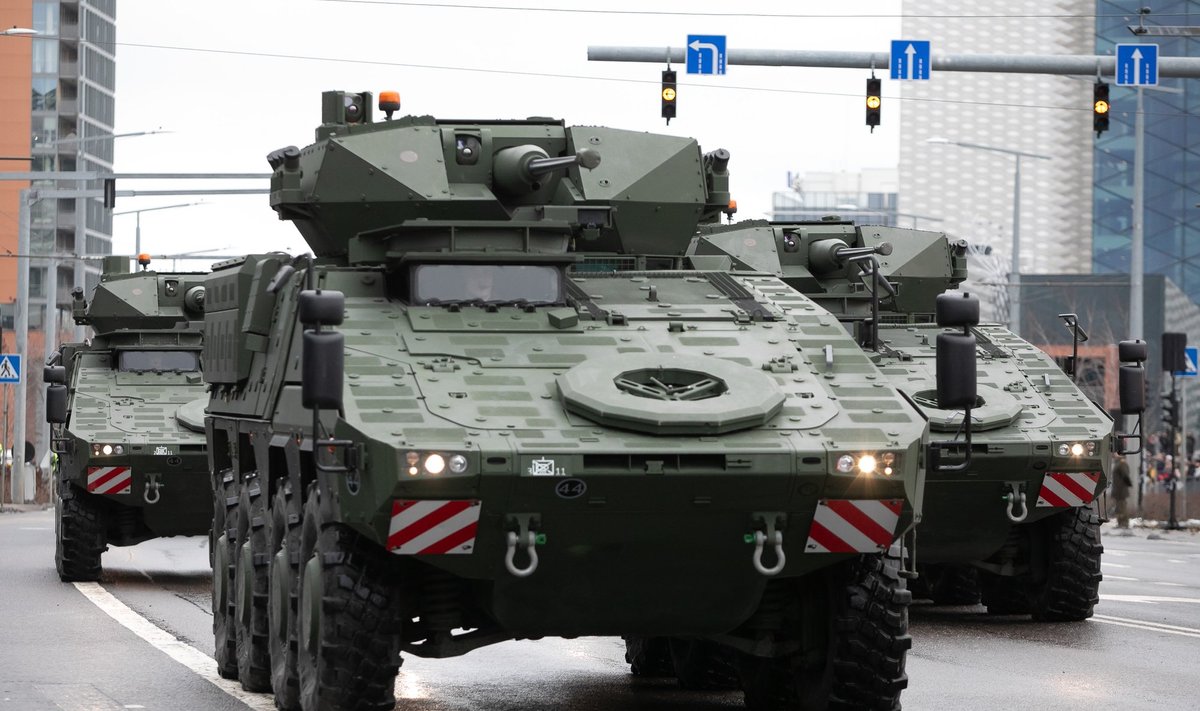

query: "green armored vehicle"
left=204, top=91, right=976, bottom=711
left=45, top=255, right=211, bottom=582
left=689, top=219, right=1146, bottom=620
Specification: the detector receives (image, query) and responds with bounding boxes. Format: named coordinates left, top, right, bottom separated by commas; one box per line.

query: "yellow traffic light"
left=866, top=95, right=881, bottom=109
left=662, top=87, right=677, bottom=102
left=1094, top=100, right=1109, bottom=114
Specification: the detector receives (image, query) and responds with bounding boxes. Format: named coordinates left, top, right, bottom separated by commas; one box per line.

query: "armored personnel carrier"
left=689, top=219, right=1146, bottom=620
left=204, top=91, right=976, bottom=711
left=45, top=255, right=210, bottom=582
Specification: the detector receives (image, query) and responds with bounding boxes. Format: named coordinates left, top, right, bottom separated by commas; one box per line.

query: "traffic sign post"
left=1116, top=43, right=1159, bottom=86
left=890, top=40, right=931, bottom=80
left=686, top=35, right=726, bottom=75
left=0, top=354, right=21, bottom=384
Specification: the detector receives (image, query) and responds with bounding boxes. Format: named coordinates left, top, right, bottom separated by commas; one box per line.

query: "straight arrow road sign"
left=1116, top=43, right=1159, bottom=86
left=890, top=40, right=931, bottom=80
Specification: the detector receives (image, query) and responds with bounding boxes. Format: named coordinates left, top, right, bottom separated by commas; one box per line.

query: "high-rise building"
left=1093, top=1, right=1200, bottom=303
left=0, top=0, right=115, bottom=488
left=899, top=0, right=1096, bottom=325
left=770, top=168, right=904, bottom=227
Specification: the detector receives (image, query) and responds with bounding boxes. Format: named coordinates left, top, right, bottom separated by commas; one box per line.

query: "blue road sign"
left=1116, top=43, right=1158, bottom=86
left=686, top=35, right=726, bottom=75
left=890, top=40, right=931, bottom=80
left=0, top=354, right=20, bottom=384
left=1176, top=346, right=1198, bottom=377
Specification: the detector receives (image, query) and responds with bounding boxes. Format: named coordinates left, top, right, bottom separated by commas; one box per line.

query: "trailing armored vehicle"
left=689, top=218, right=1147, bottom=620
left=45, top=255, right=211, bottom=582
left=202, top=91, right=980, bottom=710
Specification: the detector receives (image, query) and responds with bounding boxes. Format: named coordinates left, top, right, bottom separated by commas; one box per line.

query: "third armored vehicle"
left=203, top=92, right=979, bottom=710
left=46, top=255, right=211, bottom=582
left=689, top=218, right=1146, bottom=620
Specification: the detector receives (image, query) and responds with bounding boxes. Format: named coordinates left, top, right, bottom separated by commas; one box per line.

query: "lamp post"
left=113, top=202, right=204, bottom=255
left=926, top=138, right=1051, bottom=337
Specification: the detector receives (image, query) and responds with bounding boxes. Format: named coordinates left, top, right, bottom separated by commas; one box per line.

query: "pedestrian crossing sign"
left=0, top=354, right=20, bottom=383
left=1178, top=347, right=1198, bottom=378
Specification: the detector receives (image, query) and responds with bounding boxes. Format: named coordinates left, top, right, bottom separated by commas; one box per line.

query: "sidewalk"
left=0, top=503, right=50, bottom=514
left=1102, top=517, right=1200, bottom=538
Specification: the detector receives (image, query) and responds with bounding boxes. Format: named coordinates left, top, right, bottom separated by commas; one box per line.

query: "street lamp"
left=925, top=137, right=1051, bottom=336
left=0, top=26, right=37, bottom=36
left=113, top=202, right=204, bottom=255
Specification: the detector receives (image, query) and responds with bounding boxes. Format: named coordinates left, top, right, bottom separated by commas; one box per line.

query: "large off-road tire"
left=669, top=638, right=739, bottom=691
left=738, top=547, right=911, bottom=711
left=297, top=491, right=401, bottom=711
left=978, top=570, right=1030, bottom=615
left=928, top=564, right=981, bottom=606
left=211, top=469, right=239, bottom=680
left=623, top=636, right=673, bottom=678
left=55, top=481, right=107, bottom=582
left=1028, top=507, right=1103, bottom=621
left=268, top=485, right=301, bottom=710
left=234, top=477, right=272, bottom=692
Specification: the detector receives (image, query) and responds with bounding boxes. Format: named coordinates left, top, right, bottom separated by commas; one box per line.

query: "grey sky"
left=112, top=0, right=902, bottom=262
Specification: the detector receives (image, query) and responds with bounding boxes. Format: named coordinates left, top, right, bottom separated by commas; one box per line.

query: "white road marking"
left=73, top=582, right=275, bottom=710
left=1154, top=581, right=1186, bottom=587
left=1101, top=562, right=1131, bottom=568
left=1168, top=559, right=1185, bottom=563
left=19, top=527, right=50, bottom=531
left=1102, top=593, right=1200, bottom=604
left=1103, top=575, right=1140, bottom=581
left=1103, top=549, right=1128, bottom=557
left=1093, top=614, right=1200, bottom=639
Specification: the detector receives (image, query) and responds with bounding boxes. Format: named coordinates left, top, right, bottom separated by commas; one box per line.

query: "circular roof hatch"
left=907, top=382, right=1023, bottom=432
left=557, top=354, right=785, bottom=436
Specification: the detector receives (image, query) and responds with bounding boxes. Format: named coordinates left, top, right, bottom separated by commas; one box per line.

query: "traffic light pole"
left=1169, top=372, right=1180, bottom=530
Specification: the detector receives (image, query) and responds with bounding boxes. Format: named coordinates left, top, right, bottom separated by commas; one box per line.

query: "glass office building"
left=1093, top=1, right=1200, bottom=302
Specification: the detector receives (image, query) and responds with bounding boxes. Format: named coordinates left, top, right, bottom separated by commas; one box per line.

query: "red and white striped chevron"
left=387, top=500, right=481, bottom=555
left=1036, top=471, right=1101, bottom=508
left=804, top=499, right=903, bottom=553
left=87, top=466, right=131, bottom=495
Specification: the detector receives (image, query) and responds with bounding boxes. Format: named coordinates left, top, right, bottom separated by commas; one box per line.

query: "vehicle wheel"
left=269, top=485, right=301, bottom=710
left=1028, top=507, right=1102, bottom=621
left=928, top=564, right=981, bottom=606
left=297, top=490, right=401, bottom=711
left=669, top=638, right=739, bottom=690
left=978, top=570, right=1030, bottom=615
left=623, top=637, right=673, bottom=678
left=55, top=481, right=107, bottom=582
left=211, top=468, right=239, bottom=679
left=235, top=476, right=272, bottom=691
left=737, top=547, right=911, bottom=710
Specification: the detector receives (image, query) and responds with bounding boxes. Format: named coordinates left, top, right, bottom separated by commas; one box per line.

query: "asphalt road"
left=2, top=510, right=1197, bottom=710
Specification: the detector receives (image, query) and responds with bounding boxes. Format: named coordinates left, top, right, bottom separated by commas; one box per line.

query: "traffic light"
left=661, top=70, right=677, bottom=124
left=866, top=77, right=881, bottom=131
left=1093, top=82, right=1110, bottom=136
left=102, top=178, right=116, bottom=209
left=1164, top=392, right=1181, bottom=429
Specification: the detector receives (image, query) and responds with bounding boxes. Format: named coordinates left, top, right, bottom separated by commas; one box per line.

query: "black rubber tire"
left=211, top=469, right=239, bottom=680
left=669, top=638, right=739, bottom=691
left=297, top=491, right=401, bottom=711
left=269, top=485, right=301, bottom=710
left=979, top=571, right=1030, bottom=615
left=55, top=481, right=107, bottom=583
left=928, top=564, right=981, bottom=606
left=623, top=637, right=674, bottom=678
left=235, top=478, right=272, bottom=692
left=1029, top=507, right=1103, bottom=622
left=738, top=547, right=911, bottom=711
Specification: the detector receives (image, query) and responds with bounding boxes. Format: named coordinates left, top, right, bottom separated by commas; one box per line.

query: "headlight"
left=424, top=454, right=446, bottom=475
left=404, top=451, right=470, bottom=477
left=101, top=444, right=113, bottom=455
left=1058, top=441, right=1097, bottom=457
left=836, top=452, right=898, bottom=476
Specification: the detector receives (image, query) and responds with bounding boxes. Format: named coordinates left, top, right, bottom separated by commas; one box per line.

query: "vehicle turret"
left=267, top=90, right=732, bottom=262
left=72, top=254, right=208, bottom=336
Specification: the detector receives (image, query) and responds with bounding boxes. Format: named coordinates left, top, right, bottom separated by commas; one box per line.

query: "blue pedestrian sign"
left=0, top=354, right=20, bottom=384
left=686, top=35, right=726, bottom=75
left=1116, top=43, right=1158, bottom=86
left=890, top=40, right=931, bottom=81
left=1176, top=346, right=1198, bottom=377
